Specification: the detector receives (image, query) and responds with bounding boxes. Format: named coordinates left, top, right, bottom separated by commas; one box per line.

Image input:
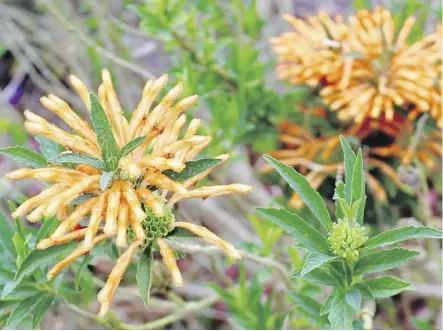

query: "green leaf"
left=362, top=276, right=411, bottom=298
left=36, top=216, right=59, bottom=245
left=351, top=149, right=364, bottom=203
left=353, top=248, right=420, bottom=276
left=356, top=195, right=366, bottom=225
left=163, top=158, right=222, bottom=182
left=0, top=267, right=15, bottom=283
left=327, top=290, right=353, bottom=330
left=263, top=155, right=332, bottom=232
left=0, top=211, right=16, bottom=258
left=136, top=246, right=153, bottom=307
left=363, top=226, right=443, bottom=249
left=52, top=152, right=106, bottom=171
left=301, top=253, right=334, bottom=277
left=89, top=93, right=119, bottom=170
left=320, top=288, right=340, bottom=315
left=35, top=136, right=64, bottom=160
left=294, top=267, right=340, bottom=287
left=14, top=242, right=76, bottom=284
left=339, top=136, right=356, bottom=204
left=0, top=146, right=47, bottom=167
left=118, top=136, right=147, bottom=159
left=345, top=289, right=361, bottom=313
left=74, top=255, right=93, bottom=290
left=334, top=181, right=346, bottom=220
left=6, top=293, right=44, bottom=329
left=32, top=293, right=54, bottom=328
left=351, top=282, right=374, bottom=299
left=256, top=207, right=330, bottom=254
left=100, top=171, right=115, bottom=191
left=289, top=291, right=322, bottom=316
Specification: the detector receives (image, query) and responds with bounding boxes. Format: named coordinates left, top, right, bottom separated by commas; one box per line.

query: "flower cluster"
left=272, top=7, right=442, bottom=126
left=327, top=218, right=368, bottom=263
left=5, top=69, right=252, bottom=315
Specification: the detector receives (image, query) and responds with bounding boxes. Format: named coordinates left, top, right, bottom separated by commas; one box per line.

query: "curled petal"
left=169, top=184, right=252, bottom=205
left=173, top=222, right=241, bottom=260
left=156, top=238, right=183, bottom=286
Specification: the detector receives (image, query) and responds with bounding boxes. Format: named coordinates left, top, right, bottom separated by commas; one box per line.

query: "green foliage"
left=52, top=152, right=107, bottom=171
left=211, top=266, right=285, bottom=330
left=163, top=158, right=222, bottom=182
left=118, top=136, right=147, bottom=159
left=136, top=246, right=154, bottom=306
left=132, top=0, right=295, bottom=154
left=0, top=146, right=48, bottom=168
left=258, top=137, right=442, bottom=329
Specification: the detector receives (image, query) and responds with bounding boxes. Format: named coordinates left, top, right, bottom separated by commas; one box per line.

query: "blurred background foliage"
left=0, top=0, right=441, bottom=329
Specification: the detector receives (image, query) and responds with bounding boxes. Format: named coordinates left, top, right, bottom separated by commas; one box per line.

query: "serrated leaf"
left=320, top=288, right=340, bottom=315
left=136, top=246, right=153, bottom=306
left=36, top=216, right=59, bottom=245
left=363, top=226, right=443, bottom=249
left=163, top=158, right=222, bottom=182
left=32, top=293, right=54, bottom=328
left=327, top=290, right=353, bottom=330
left=74, top=255, right=93, bottom=290
left=351, top=149, right=364, bottom=203
left=35, top=136, right=64, bottom=160
left=52, top=152, right=106, bottom=171
left=351, top=282, right=374, bottom=299
left=6, top=293, right=44, bottom=329
left=14, top=242, right=76, bottom=284
left=345, top=289, right=361, bottom=313
left=362, top=276, right=411, bottom=298
left=0, top=211, right=16, bottom=258
left=256, top=207, right=330, bottom=254
left=353, top=248, right=420, bottom=276
left=89, top=93, right=119, bottom=170
left=0, top=146, right=47, bottom=167
left=301, top=253, right=334, bottom=277
left=263, top=155, right=332, bottom=232
left=100, top=171, right=115, bottom=191
left=118, top=136, right=147, bottom=159
left=289, top=291, right=322, bottom=316
left=339, top=136, right=356, bottom=204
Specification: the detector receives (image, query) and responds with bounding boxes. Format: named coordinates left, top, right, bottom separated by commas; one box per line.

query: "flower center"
left=327, top=218, right=368, bottom=263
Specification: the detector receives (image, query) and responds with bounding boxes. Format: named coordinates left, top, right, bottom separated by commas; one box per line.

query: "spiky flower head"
left=270, top=11, right=349, bottom=87
left=4, top=69, right=251, bottom=315
left=320, top=7, right=440, bottom=123
left=328, top=218, right=368, bottom=263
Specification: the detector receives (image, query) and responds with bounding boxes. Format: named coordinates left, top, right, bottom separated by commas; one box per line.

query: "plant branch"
left=38, top=0, right=155, bottom=80
left=165, top=239, right=292, bottom=287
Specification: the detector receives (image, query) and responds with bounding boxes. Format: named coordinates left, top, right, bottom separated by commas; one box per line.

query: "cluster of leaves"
left=257, top=137, right=442, bottom=329
left=132, top=0, right=305, bottom=154
left=0, top=210, right=98, bottom=329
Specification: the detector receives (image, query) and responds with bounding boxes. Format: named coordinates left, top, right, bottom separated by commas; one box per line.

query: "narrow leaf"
left=339, top=136, right=356, bottom=203
left=35, top=136, right=63, bottom=160
left=362, top=276, right=411, bottom=298
left=263, top=155, right=332, bottom=231
left=6, top=293, right=44, bottom=329
left=320, top=288, right=340, bottom=315
left=32, top=293, right=54, bottom=328
left=363, top=226, right=443, bottom=249
left=301, top=253, right=334, bottom=277
left=163, top=158, right=222, bottom=182
left=353, top=248, right=420, bottom=276
left=136, top=246, right=154, bottom=306
left=0, top=146, right=47, bottom=167
left=289, top=291, right=322, bottom=316
left=257, top=207, right=330, bottom=254
left=74, top=255, right=93, bottom=290
left=14, top=242, right=76, bottom=283
left=100, top=171, right=115, bottom=191
left=351, top=149, right=364, bottom=203
left=345, top=289, right=361, bottom=313
left=36, top=216, right=59, bottom=244
left=52, top=152, right=106, bottom=171
left=352, top=282, right=374, bottom=299
left=89, top=93, right=119, bottom=170
left=0, top=211, right=16, bottom=258
left=118, top=136, right=147, bottom=159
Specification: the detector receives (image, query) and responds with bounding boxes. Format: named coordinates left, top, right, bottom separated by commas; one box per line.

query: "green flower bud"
left=327, top=218, right=368, bottom=263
